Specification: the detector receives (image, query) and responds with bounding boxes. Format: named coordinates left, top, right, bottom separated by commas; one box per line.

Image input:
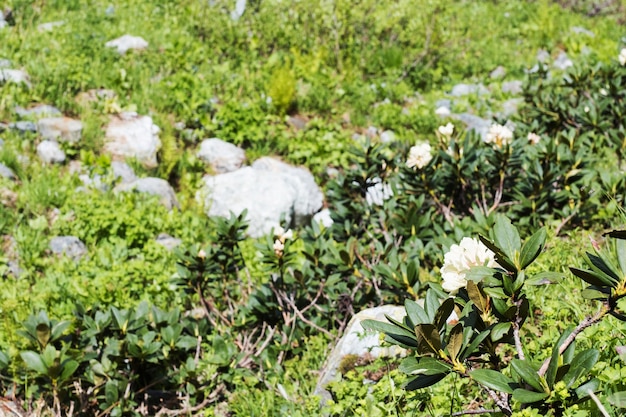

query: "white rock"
left=380, top=130, right=395, bottom=143
left=37, top=141, right=66, bottom=164
left=37, top=117, right=83, bottom=143
left=49, top=236, right=87, bottom=260
left=111, top=161, right=137, bottom=184
left=105, top=35, right=148, bottom=55
left=197, top=138, right=246, bottom=174
left=15, top=104, right=61, bottom=118
left=313, top=208, right=334, bottom=228
left=115, top=177, right=180, bottom=210
left=0, top=69, right=30, bottom=86
left=104, top=112, right=161, bottom=168
left=198, top=159, right=323, bottom=237
left=37, top=21, right=64, bottom=32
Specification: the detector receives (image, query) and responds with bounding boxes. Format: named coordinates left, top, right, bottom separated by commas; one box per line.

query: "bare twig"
left=485, top=389, right=512, bottom=416
left=538, top=305, right=608, bottom=376
left=452, top=409, right=498, bottom=416
left=587, top=389, right=611, bottom=417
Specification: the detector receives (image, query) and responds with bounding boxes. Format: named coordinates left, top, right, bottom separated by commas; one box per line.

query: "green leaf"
left=511, top=359, right=543, bottom=392
left=608, top=391, right=626, bottom=408
left=59, top=360, right=79, bottom=382
left=434, top=298, right=455, bottom=330
left=105, top=379, right=119, bottom=405
left=546, top=337, right=561, bottom=389
left=569, top=267, right=612, bottom=287
left=581, top=288, right=608, bottom=300
left=405, top=299, right=429, bottom=327
left=447, top=323, right=464, bottom=360
left=493, top=216, right=521, bottom=266
left=490, top=322, right=512, bottom=342
left=470, top=369, right=515, bottom=394
left=562, top=349, right=599, bottom=389
left=20, top=351, right=47, bottom=375
left=0, top=351, right=9, bottom=369
left=399, top=357, right=451, bottom=376
left=415, top=324, right=441, bottom=355
left=479, top=235, right=517, bottom=273
left=586, top=253, right=620, bottom=284
left=575, top=379, right=599, bottom=399
left=603, top=230, right=626, bottom=239
left=512, top=388, right=549, bottom=403
left=520, top=228, right=546, bottom=269
left=483, top=287, right=508, bottom=299
left=465, top=266, right=497, bottom=283
left=467, top=281, right=489, bottom=313
left=404, top=373, right=447, bottom=390
left=525, top=271, right=563, bottom=285
left=461, top=330, right=490, bottom=361
left=50, top=320, right=71, bottom=341
left=361, top=320, right=418, bottom=348
left=424, top=289, right=439, bottom=322
left=36, top=323, right=51, bottom=348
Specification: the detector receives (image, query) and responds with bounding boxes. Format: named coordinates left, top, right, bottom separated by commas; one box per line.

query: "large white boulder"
left=104, top=112, right=161, bottom=168
left=198, top=158, right=323, bottom=237
left=197, top=138, right=245, bottom=174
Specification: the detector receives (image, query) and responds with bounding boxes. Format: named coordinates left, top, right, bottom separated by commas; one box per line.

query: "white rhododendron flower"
left=484, top=123, right=513, bottom=148
left=527, top=132, right=541, bottom=145
left=273, top=226, right=293, bottom=256
left=619, top=48, right=626, bottom=66
left=441, top=237, right=499, bottom=294
left=438, top=123, right=454, bottom=137
left=406, top=142, right=433, bottom=169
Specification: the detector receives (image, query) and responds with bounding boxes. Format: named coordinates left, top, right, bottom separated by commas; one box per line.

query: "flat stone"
left=37, top=140, right=66, bottom=164
left=501, top=80, right=523, bottom=95
left=105, top=35, right=148, bottom=55
left=15, top=104, right=62, bottom=119
left=0, top=59, right=11, bottom=68
left=115, top=177, right=180, bottom=210
left=0, top=163, right=16, bottom=180
left=75, top=89, right=117, bottom=105
left=450, top=83, right=488, bottom=97
left=37, top=117, right=82, bottom=143
left=104, top=112, right=161, bottom=168
left=9, top=121, right=37, bottom=133
left=49, top=236, right=87, bottom=260
left=572, top=26, right=594, bottom=37
left=500, top=98, right=523, bottom=118
left=0, top=69, right=30, bottom=86
left=197, top=138, right=246, bottom=174
left=37, top=21, right=64, bottom=32
left=490, top=66, right=506, bottom=79
left=453, top=113, right=491, bottom=140
left=155, top=233, right=182, bottom=251
left=111, top=161, right=137, bottom=184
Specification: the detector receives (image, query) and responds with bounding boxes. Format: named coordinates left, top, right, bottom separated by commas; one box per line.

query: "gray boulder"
left=104, top=112, right=161, bottom=168
left=105, top=35, right=148, bottom=55
left=155, top=233, right=182, bottom=251
left=199, top=158, right=323, bottom=237
left=49, top=236, right=87, bottom=260
left=37, top=140, right=66, bottom=164
left=450, top=83, right=488, bottom=97
left=314, top=306, right=409, bottom=403
left=111, top=161, right=137, bottom=184
left=37, top=117, right=82, bottom=143
left=0, top=163, right=16, bottom=180
left=0, top=69, right=30, bottom=86
left=490, top=66, right=506, bottom=79
left=453, top=113, right=491, bottom=140
left=501, top=80, right=523, bottom=95
left=9, top=121, right=37, bottom=133
left=115, top=177, right=180, bottom=210
left=15, top=104, right=62, bottom=119
left=197, top=138, right=246, bottom=174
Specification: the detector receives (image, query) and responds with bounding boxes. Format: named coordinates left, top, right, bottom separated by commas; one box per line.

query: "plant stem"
left=587, top=390, right=611, bottom=417
left=538, top=305, right=608, bottom=376
left=452, top=410, right=498, bottom=416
